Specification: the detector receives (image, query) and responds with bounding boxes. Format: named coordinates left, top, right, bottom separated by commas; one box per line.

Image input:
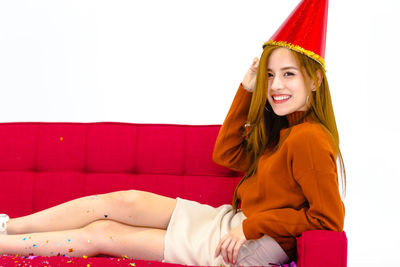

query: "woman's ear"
left=316, top=69, right=323, bottom=87
left=311, top=69, right=323, bottom=91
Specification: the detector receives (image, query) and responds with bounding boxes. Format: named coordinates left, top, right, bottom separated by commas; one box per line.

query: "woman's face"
left=266, top=47, right=315, bottom=116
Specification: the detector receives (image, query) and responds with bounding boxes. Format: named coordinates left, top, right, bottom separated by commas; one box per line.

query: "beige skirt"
left=162, top=197, right=290, bottom=266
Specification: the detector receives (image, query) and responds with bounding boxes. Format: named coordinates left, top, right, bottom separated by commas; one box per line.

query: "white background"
left=1, top=0, right=399, bottom=266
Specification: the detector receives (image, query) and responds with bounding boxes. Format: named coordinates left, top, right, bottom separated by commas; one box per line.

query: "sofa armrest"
left=296, top=230, right=347, bottom=267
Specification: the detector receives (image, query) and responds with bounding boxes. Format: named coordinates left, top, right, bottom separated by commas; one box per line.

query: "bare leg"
left=7, top=190, right=177, bottom=235
left=0, top=220, right=166, bottom=261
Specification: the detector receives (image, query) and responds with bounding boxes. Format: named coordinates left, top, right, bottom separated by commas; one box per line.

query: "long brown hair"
left=232, top=45, right=347, bottom=211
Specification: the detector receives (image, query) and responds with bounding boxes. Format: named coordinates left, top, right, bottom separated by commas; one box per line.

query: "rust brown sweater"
left=212, top=83, right=345, bottom=259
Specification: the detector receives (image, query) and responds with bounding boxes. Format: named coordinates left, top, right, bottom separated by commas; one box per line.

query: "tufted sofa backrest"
left=0, top=122, right=242, bottom=217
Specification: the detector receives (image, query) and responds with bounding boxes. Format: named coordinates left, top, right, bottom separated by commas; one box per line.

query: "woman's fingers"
left=250, top=57, right=259, bottom=72
left=216, top=224, right=247, bottom=264
left=232, top=238, right=246, bottom=265
left=242, top=57, right=260, bottom=92
left=220, top=237, right=231, bottom=263
left=214, top=237, right=223, bottom=257
left=214, top=235, right=228, bottom=258
left=226, top=238, right=237, bottom=264
left=216, top=237, right=241, bottom=265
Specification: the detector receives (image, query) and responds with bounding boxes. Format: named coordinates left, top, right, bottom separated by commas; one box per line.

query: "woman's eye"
left=267, top=73, right=273, bottom=78
left=284, top=72, right=294, bottom=76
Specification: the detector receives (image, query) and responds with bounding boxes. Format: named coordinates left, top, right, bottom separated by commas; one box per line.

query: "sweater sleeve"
left=212, top=83, right=253, bottom=172
left=242, top=125, right=345, bottom=239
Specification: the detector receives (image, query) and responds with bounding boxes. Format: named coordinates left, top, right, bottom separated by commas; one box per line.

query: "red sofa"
left=0, top=122, right=347, bottom=266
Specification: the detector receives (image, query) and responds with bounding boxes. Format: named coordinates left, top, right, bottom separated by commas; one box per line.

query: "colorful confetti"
left=67, top=239, right=71, bottom=242
left=32, top=244, right=37, bottom=247
left=130, top=263, right=136, bottom=266
left=68, top=248, right=74, bottom=253
left=83, top=255, right=88, bottom=259
left=46, top=240, right=49, bottom=243
left=122, top=255, right=129, bottom=259
left=22, top=237, right=27, bottom=241
left=87, top=239, right=91, bottom=243
left=67, top=260, right=72, bottom=263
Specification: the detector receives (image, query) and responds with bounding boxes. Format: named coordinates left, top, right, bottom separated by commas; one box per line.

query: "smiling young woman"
left=235, top=44, right=346, bottom=203
left=0, top=0, right=345, bottom=266
left=213, top=41, right=346, bottom=262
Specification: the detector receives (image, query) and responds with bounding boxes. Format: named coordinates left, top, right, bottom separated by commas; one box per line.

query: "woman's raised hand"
left=241, top=57, right=259, bottom=92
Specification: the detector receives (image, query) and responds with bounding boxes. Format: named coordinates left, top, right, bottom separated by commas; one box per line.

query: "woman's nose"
left=270, top=76, right=284, bottom=91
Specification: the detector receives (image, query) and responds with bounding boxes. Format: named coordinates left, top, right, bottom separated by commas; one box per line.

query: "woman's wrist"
left=241, top=82, right=253, bottom=92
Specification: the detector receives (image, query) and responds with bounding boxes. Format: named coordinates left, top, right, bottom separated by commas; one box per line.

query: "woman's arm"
left=242, top=169, right=345, bottom=240
left=242, top=125, right=345, bottom=240
left=212, top=83, right=253, bottom=172
left=212, top=57, right=259, bottom=173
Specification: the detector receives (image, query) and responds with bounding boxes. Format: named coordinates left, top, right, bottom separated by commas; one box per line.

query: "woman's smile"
left=272, top=94, right=292, bottom=104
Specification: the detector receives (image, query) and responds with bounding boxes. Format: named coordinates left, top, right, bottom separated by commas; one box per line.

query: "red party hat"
left=263, top=0, right=329, bottom=71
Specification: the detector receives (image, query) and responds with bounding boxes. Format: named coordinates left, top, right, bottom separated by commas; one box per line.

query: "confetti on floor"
left=0, top=254, right=177, bottom=267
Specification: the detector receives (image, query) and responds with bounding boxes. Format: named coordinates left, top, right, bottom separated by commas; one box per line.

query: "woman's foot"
left=0, top=214, right=10, bottom=234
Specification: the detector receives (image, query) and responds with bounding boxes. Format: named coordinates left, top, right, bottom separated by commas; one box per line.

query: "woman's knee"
left=82, top=220, right=121, bottom=255
left=84, top=220, right=115, bottom=235
left=103, top=190, right=142, bottom=210
left=83, top=220, right=120, bottom=246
